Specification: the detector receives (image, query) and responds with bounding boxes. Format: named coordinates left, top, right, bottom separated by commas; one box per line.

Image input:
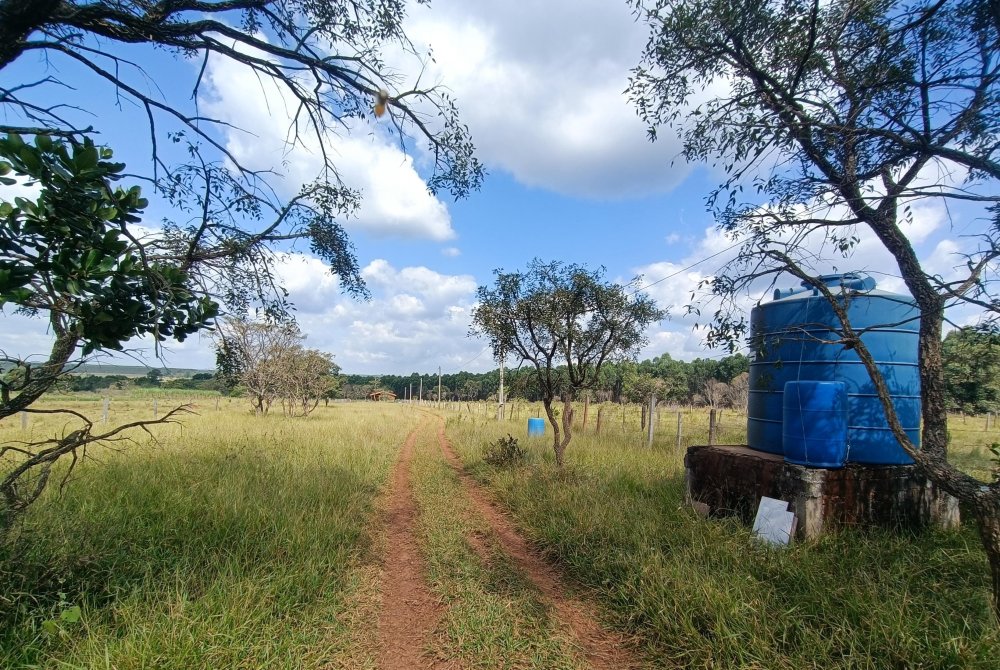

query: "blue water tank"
left=747, top=273, right=920, bottom=465
left=782, top=381, right=849, bottom=468
left=527, top=417, right=545, bottom=436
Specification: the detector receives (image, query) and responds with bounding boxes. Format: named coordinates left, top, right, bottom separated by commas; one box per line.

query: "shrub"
left=482, top=434, right=526, bottom=468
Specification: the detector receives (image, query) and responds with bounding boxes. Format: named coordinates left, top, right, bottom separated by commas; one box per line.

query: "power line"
left=453, top=345, right=490, bottom=371
left=631, top=241, right=744, bottom=296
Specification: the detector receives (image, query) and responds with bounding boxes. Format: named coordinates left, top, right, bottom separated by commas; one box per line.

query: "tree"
left=0, top=136, right=216, bottom=535
left=700, top=378, right=728, bottom=409
left=630, top=0, right=1000, bottom=616
left=472, top=260, right=664, bottom=466
left=725, top=372, right=750, bottom=411
left=1, top=0, right=480, bottom=530
left=276, top=347, right=339, bottom=417
left=943, top=328, right=1000, bottom=415
left=215, top=317, right=301, bottom=415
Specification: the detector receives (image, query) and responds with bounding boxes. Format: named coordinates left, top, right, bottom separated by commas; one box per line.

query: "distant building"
left=368, top=390, right=397, bottom=402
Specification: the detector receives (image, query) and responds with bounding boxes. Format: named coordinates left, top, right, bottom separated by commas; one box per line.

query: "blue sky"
left=0, top=0, right=986, bottom=375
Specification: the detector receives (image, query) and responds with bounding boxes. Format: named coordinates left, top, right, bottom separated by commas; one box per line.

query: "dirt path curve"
left=375, top=421, right=457, bottom=670
left=433, top=419, right=639, bottom=670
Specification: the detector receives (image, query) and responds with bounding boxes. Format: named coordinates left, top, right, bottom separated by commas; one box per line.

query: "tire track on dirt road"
left=375, top=420, right=459, bottom=670
left=432, top=418, right=639, bottom=670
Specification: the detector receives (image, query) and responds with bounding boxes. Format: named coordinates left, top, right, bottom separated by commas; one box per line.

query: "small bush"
left=483, top=434, right=526, bottom=468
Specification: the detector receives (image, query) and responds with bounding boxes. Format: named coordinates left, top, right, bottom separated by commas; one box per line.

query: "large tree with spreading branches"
left=629, top=0, right=1000, bottom=617
left=0, top=0, right=481, bottom=533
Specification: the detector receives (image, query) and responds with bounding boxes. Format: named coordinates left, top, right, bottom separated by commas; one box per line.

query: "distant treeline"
left=339, top=353, right=751, bottom=407
left=62, top=371, right=218, bottom=393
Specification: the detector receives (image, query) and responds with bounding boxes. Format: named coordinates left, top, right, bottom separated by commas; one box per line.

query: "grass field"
left=445, top=402, right=1000, bottom=668
left=1, top=395, right=999, bottom=668
left=1, top=399, right=418, bottom=669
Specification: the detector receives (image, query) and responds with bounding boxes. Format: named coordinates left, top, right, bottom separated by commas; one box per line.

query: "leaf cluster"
left=0, top=133, right=217, bottom=355
left=471, top=259, right=666, bottom=402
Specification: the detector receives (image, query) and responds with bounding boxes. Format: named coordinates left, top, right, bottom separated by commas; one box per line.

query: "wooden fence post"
left=596, top=406, right=604, bottom=435
left=709, top=408, right=718, bottom=445
left=647, top=395, right=656, bottom=447
left=675, top=411, right=683, bottom=453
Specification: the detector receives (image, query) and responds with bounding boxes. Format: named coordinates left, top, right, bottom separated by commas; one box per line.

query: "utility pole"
left=497, top=356, right=505, bottom=421
left=437, top=367, right=442, bottom=408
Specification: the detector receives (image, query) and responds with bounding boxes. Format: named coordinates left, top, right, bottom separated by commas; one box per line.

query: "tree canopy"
left=471, top=259, right=664, bottom=465
left=943, top=327, right=1000, bottom=416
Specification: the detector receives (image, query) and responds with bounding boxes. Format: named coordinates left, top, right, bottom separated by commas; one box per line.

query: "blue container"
left=782, top=381, right=848, bottom=468
left=527, top=417, right=545, bottom=436
left=747, top=273, right=920, bottom=465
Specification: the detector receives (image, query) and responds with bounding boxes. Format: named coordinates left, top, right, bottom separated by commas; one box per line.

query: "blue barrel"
left=747, top=273, right=920, bottom=465
left=527, top=418, right=545, bottom=436
left=782, top=381, right=848, bottom=468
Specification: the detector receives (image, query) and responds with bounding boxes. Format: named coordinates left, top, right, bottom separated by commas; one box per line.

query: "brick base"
left=685, top=445, right=960, bottom=540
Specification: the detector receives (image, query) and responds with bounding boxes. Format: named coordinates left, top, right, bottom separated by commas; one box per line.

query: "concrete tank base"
left=685, top=445, right=960, bottom=540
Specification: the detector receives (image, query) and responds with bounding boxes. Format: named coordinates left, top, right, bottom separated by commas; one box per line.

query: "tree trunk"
left=543, top=397, right=563, bottom=466
left=559, top=394, right=575, bottom=464
left=0, top=330, right=78, bottom=419
left=0, top=0, right=60, bottom=69
left=974, top=499, right=1000, bottom=620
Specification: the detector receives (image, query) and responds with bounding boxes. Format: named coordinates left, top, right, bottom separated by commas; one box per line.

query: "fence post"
left=675, top=411, right=683, bottom=453
left=102, top=397, right=110, bottom=425
left=596, top=406, right=604, bottom=435
left=582, top=395, right=590, bottom=431
left=709, top=408, right=718, bottom=445
left=647, top=395, right=656, bottom=447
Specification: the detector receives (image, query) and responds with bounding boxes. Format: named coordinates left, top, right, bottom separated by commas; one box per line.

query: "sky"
left=0, top=0, right=989, bottom=375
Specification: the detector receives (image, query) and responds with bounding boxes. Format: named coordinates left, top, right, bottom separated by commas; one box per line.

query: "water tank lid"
left=773, top=272, right=877, bottom=300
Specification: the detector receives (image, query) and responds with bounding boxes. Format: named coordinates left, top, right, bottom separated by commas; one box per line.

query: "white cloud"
left=199, top=43, right=455, bottom=241
left=403, top=0, right=692, bottom=199
left=632, top=195, right=990, bottom=361
left=441, top=246, right=461, bottom=257
left=280, top=258, right=484, bottom=373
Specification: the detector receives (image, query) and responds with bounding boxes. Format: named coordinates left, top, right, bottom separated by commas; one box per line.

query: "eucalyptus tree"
left=630, top=0, right=1000, bottom=615
left=472, top=260, right=664, bottom=466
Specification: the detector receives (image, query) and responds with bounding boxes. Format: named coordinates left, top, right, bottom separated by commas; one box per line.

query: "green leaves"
left=0, top=133, right=219, bottom=354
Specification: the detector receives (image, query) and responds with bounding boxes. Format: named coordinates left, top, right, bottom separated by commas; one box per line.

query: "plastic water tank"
left=527, top=418, right=545, bottom=436
left=782, top=381, right=849, bottom=468
left=747, top=273, right=920, bottom=465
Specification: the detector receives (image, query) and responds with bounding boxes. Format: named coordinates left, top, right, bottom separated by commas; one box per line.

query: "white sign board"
left=752, top=496, right=796, bottom=545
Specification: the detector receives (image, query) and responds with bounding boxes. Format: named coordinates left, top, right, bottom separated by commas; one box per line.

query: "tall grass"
left=1, top=400, right=416, bottom=669
left=445, top=409, right=1000, bottom=668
